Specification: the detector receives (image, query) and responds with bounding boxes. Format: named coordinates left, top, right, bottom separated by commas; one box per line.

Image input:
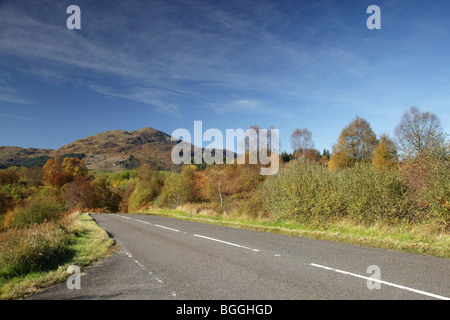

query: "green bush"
left=158, top=166, right=198, bottom=209
left=420, top=159, right=450, bottom=228
left=12, top=201, right=66, bottom=228
left=104, top=169, right=138, bottom=190
left=263, top=158, right=412, bottom=225
left=128, top=185, right=156, bottom=211
left=127, top=166, right=165, bottom=211
left=333, top=163, right=410, bottom=222
left=0, top=221, right=72, bottom=277
left=263, top=158, right=337, bottom=222
left=224, top=187, right=267, bottom=219
left=159, top=172, right=190, bottom=208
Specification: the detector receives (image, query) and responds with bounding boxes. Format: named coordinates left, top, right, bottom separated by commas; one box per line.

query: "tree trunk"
left=218, top=180, right=223, bottom=210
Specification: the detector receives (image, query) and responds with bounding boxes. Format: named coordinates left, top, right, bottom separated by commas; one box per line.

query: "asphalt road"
left=30, top=213, right=450, bottom=300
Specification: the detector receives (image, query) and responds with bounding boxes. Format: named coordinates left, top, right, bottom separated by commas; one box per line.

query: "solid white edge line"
left=310, top=263, right=450, bottom=300
left=193, top=234, right=260, bottom=252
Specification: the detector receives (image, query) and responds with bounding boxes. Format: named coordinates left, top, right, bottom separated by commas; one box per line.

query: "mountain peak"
left=0, top=127, right=235, bottom=172
left=52, top=127, right=178, bottom=171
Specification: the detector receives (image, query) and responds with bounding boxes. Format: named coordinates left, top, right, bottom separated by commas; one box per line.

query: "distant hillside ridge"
left=0, top=127, right=235, bottom=172
left=0, top=146, right=53, bottom=168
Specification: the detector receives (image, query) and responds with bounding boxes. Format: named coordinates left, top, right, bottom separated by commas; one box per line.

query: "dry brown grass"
left=0, top=212, right=80, bottom=278
left=0, top=212, right=116, bottom=299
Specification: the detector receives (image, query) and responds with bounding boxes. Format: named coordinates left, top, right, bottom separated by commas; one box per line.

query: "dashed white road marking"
left=118, top=215, right=258, bottom=252
left=118, top=215, right=259, bottom=252
left=193, top=234, right=260, bottom=252
left=154, top=224, right=180, bottom=232
left=118, top=215, right=180, bottom=232
left=310, top=263, right=450, bottom=300
left=134, top=219, right=151, bottom=225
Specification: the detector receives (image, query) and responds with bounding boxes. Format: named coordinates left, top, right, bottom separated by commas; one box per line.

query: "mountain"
left=55, top=127, right=182, bottom=172
left=0, top=127, right=234, bottom=172
left=0, top=146, right=53, bottom=168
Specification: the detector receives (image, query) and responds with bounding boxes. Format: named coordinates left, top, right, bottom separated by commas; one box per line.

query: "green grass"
left=134, top=208, right=450, bottom=259
left=0, top=212, right=117, bottom=300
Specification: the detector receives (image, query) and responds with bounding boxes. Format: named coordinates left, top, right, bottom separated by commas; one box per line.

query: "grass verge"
left=136, top=208, right=449, bottom=259
left=0, top=212, right=117, bottom=300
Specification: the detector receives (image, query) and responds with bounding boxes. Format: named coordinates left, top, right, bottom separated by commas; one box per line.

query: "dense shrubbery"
left=0, top=157, right=117, bottom=279
left=159, top=165, right=196, bottom=208
left=0, top=192, right=14, bottom=215
left=11, top=201, right=66, bottom=228
left=263, top=156, right=449, bottom=229
left=127, top=164, right=164, bottom=211
left=401, top=157, right=450, bottom=228
left=0, top=219, right=75, bottom=276
left=426, top=160, right=450, bottom=225
left=263, top=158, right=411, bottom=224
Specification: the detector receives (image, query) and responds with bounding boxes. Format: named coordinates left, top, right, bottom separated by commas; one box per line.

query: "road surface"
left=30, top=213, right=450, bottom=300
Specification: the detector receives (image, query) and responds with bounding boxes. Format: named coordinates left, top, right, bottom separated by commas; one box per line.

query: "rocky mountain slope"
left=0, top=127, right=233, bottom=172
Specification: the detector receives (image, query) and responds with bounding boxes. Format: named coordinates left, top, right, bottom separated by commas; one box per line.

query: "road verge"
left=0, top=212, right=117, bottom=300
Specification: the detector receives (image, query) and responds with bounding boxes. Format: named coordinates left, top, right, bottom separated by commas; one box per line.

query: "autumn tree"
left=235, top=163, right=263, bottom=193
left=25, top=167, right=43, bottom=187
left=42, top=157, right=63, bottom=185
left=137, top=163, right=164, bottom=199
left=238, top=125, right=278, bottom=164
left=204, top=166, right=227, bottom=210
left=394, top=106, right=447, bottom=159
left=118, top=185, right=135, bottom=213
left=158, top=164, right=201, bottom=208
left=193, top=169, right=208, bottom=201
left=0, top=171, right=20, bottom=185
left=0, top=191, right=13, bottom=215
left=159, top=172, right=190, bottom=208
left=62, top=157, right=88, bottom=178
left=372, top=134, right=398, bottom=171
left=289, top=128, right=322, bottom=162
left=180, top=164, right=199, bottom=201
left=52, top=172, right=73, bottom=189
left=43, top=157, right=88, bottom=187
left=329, top=149, right=352, bottom=172
left=128, top=164, right=165, bottom=210
left=63, top=176, right=96, bottom=209
left=290, top=128, right=314, bottom=158
left=240, top=124, right=262, bottom=155
left=91, top=176, right=121, bottom=212
left=329, top=116, right=378, bottom=171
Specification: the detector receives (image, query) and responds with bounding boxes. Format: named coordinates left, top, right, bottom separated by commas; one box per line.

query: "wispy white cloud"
left=0, top=0, right=380, bottom=118
left=89, top=85, right=181, bottom=117
left=211, top=99, right=295, bottom=119
left=0, top=113, right=34, bottom=121
left=0, top=83, right=31, bottom=105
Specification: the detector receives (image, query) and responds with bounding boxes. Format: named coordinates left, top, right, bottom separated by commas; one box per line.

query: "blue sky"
left=1, top=0, right=450, bottom=153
